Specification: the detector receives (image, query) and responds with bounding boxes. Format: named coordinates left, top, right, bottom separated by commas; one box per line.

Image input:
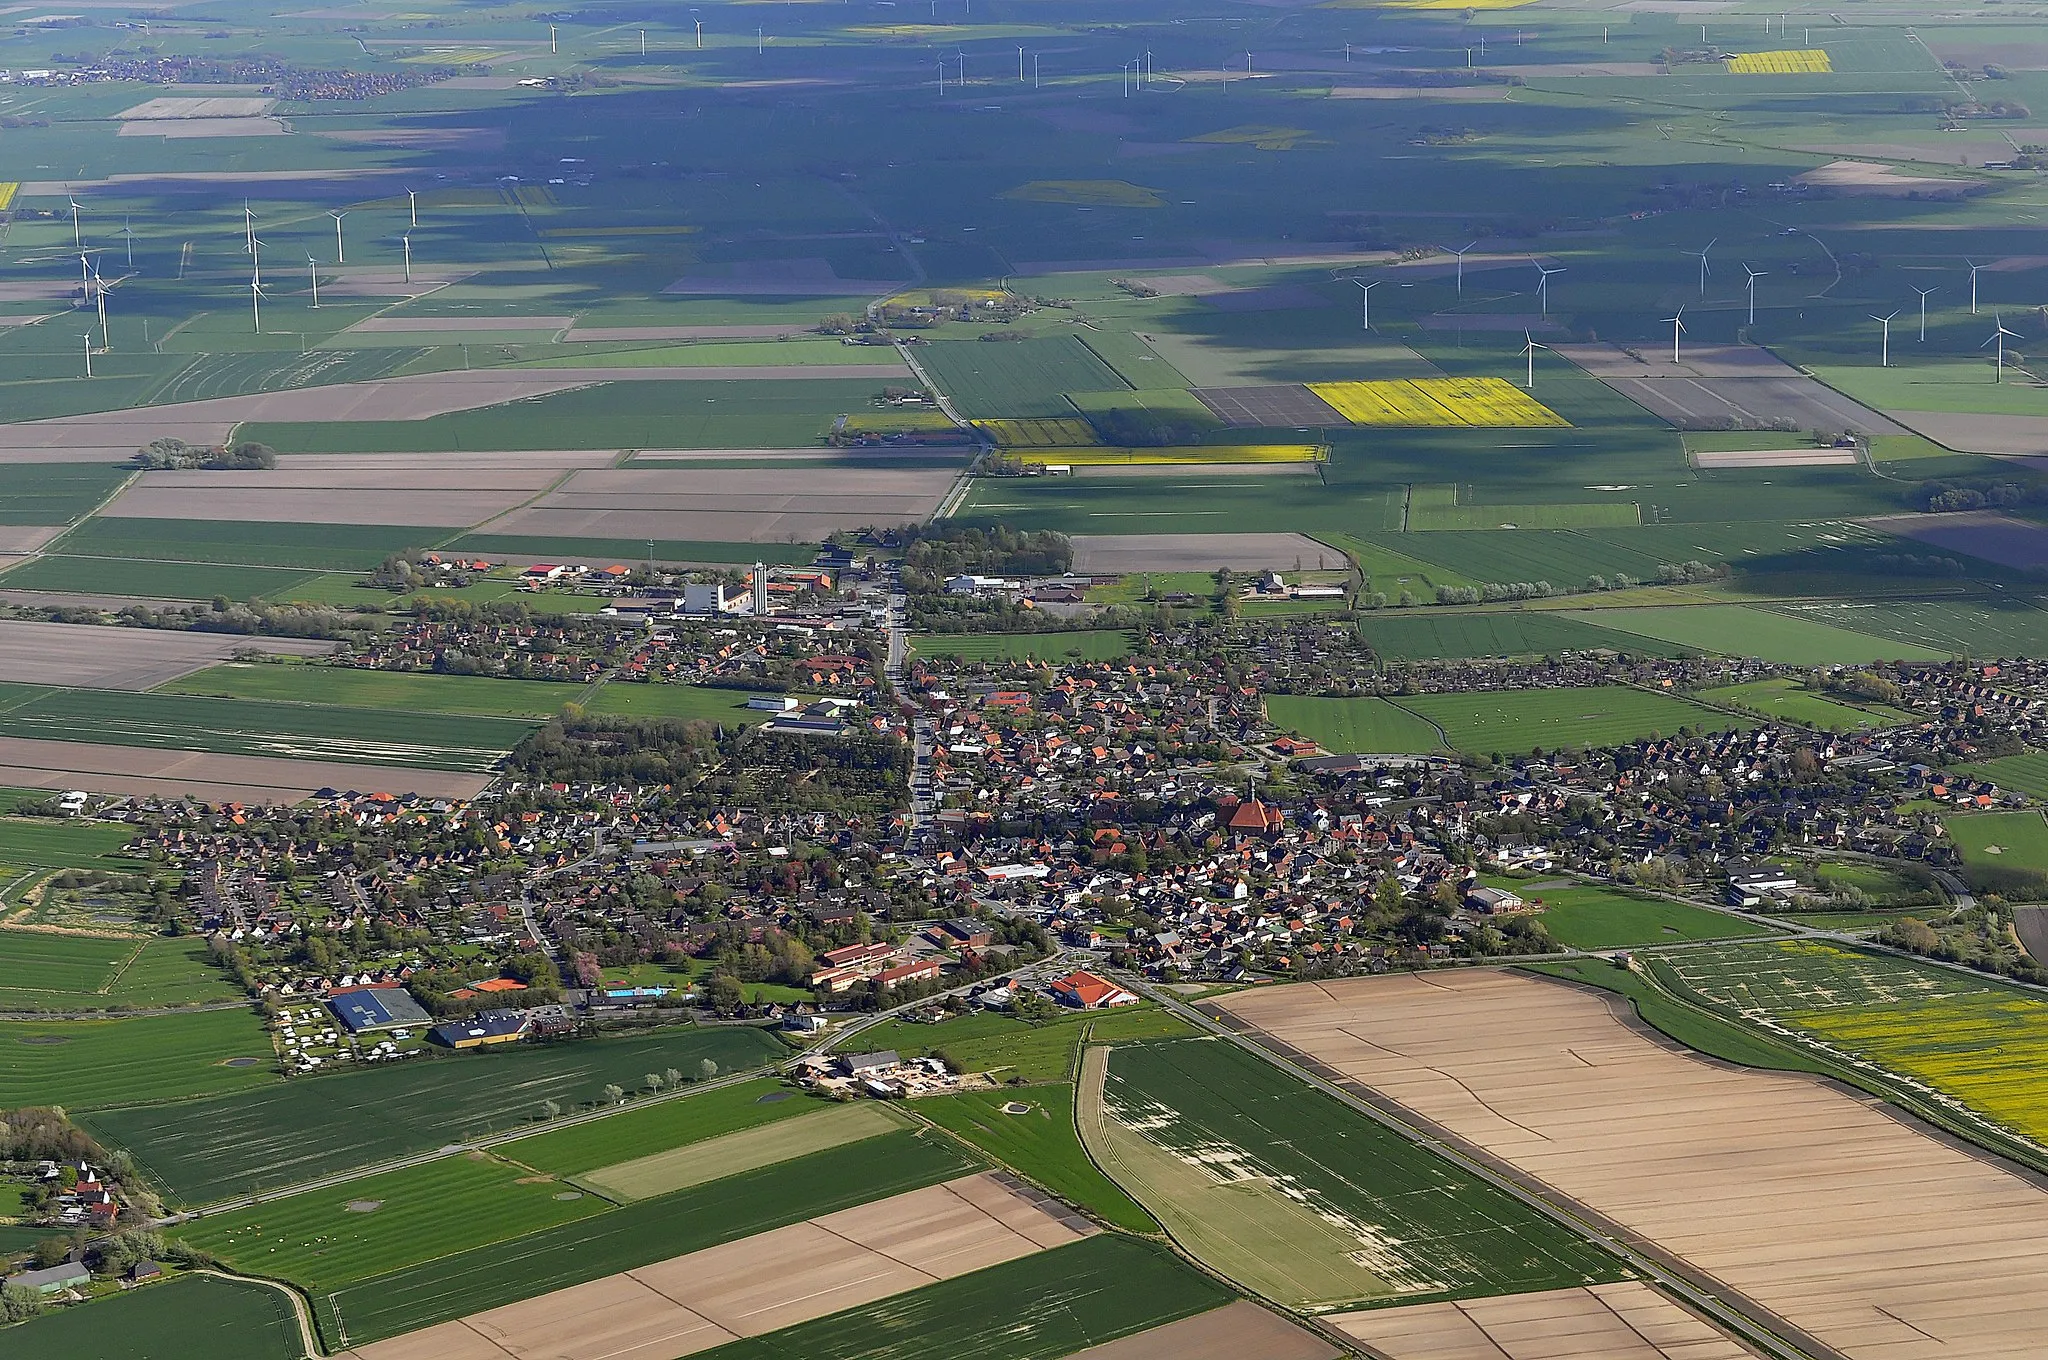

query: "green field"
left=1090, top=1037, right=1624, bottom=1309
left=162, top=664, right=587, bottom=719
left=500, top=1077, right=826, bottom=1175
left=0, top=556, right=325, bottom=603
left=1406, top=485, right=1641, bottom=532
left=690, top=1235, right=1228, bottom=1360
left=0, top=932, right=241, bottom=1010
left=1561, top=605, right=1946, bottom=665
left=860, top=1006, right=1194, bottom=1086
left=0, top=1007, right=274, bottom=1110
left=0, top=815, right=139, bottom=867
left=81, top=1026, right=786, bottom=1205
left=1763, top=599, right=2048, bottom=659
left=1946, top=811, right=2048, bottom=876
left=53, top=519, right=423, bottom=572
left=327, top=1131, right=980, bottom=1347
left=585, top=680, right=795, bottom=723
left=1955, top=752, right=2048, bottom=801
left=1510, top=882, right=1772, bottom=950
left=4, top=1273, right=305, bottom=1360
left=1359, top=611, right=1683, bottom=661
left=578, top=1102, right=908, bottom=1201
left=913, top=1085, right=1156, bottom=1233
left=1693, top=678, right=1919, bottom=731
left=0, top=463, right=131, bottom=525
left=1402, top=686, right=1743, bottom=755
left=1263, top=694, right=1445, bottom=754
left=916, top=336, right=1127, bottom=418
left=910, top=630, right=1132, bottom=662
left=170, top=1151, right=609, bottom=1298
left=0, top=682, right=532, bottom=772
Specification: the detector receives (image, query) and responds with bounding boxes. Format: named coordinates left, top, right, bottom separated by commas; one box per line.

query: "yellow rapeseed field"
left=1016, top=444, right=1326, bottom=466
left=1788, top=996, right=2048, bottom=1143
left=1002, top=180, right=1167, bottom=209
left=1725, top=49, right=1832, bottom=74
left=0, top=182, right=17, bottom=212
left=976, top=418, right=1100, bottom=448
left=1309, top=377, right=1568, bottom=428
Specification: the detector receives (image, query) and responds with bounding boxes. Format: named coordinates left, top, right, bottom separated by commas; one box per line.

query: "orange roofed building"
left=1048, top=969, right=1138, bottom=1010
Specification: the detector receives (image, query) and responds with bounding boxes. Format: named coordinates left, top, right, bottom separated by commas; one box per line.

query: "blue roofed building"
left=327, top=985, right=431, bottom=1034
left=429, top=1009, right=531, bottom=1050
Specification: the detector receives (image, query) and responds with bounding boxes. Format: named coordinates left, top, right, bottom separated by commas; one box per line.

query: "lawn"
left=690, top=1235, right=1228, bottom=1360
left=1402, top=686, right=1743, bottom=755
left=168, top=1151, right=609, bottom=1298
left=1262, top=694, right=1445, bottom=754
left=499, top=1077, right=826, bottom=1175
left=1693, top=678, right=1919, bottom=731
left=0, top=682, right=533, bottom=772
left=910, top=630, right=1131, bottom=662
left=1564, top=605, right=1945, bottom=665
left=1946, top=811, right=2048, bottom=877
left=0, top=1007, right=275, bottom=1110
left=3, top=1273, right=305, bottom=1360
left=1086, top=1038, right=1625, bottom=1310
left=326, top=1131, right=980, bottom=1348
left=585, top=680, right=795, bottom=723
left=859, top=1006, right=1194, bottom=1086
left=80, top=1025, right=786, bottom=1205
left=160, top=663, right=587, bottom=720
left=913, top=1085, right=1156, bottom=1233
left=1508, top=882, right=1772, bottom=950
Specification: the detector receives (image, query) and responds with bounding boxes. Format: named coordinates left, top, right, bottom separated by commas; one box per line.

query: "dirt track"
left=1217, top=970, right=2048, bottom=1360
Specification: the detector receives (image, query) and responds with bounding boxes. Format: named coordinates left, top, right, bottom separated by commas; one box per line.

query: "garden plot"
left=0, top=619, right=333, bottom=689
left=343, top=1173, right=1091, bottom=1360
left=1860, top=511, right=2048, bottom=571
left=1330, top=1282, right=1764, bottom=1360
left=0, top=735, right=494, bottom=802
left=1216, top=970, right=2048, bottom=1360
left=488, top=465, right=955, bottom=543
left=1070, top=532, right=1337, bottom=573
left=1554, top=343, right=1903, bottom=434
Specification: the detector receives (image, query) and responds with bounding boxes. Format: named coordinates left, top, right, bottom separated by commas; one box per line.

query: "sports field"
left=0, top=1006, right=275, bottom=1109
left=170, top=1151, right=610, bottom=1298
left=578, top=1102, right=909, bottom=1200
left=913, top=1085, right=1157, bottom=1233
left=1694, top=678, right=1918, bottom=731
left=81, top=1025, right=786, bottom=1205
left=1263, top=694, right=1445, bottom=754
left=1511, top=882, right=1771, bottom=950
left=3, top=1273, right=305, bottom=1360
left=162, top=664, right=586, bottom=720
left=327, top=1132, right=980, bottom=1347
left=1082, top=1038, right=1623, bottom=1309
left=1400, top=686, right=1742, bottom=754
left=911, top=630, right=1132, bottom=662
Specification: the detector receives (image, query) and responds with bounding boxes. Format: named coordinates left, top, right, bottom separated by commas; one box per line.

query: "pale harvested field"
left=1493, top=61, right=1667, bottom=77
left=1891, top=411, right=2048, bottom=457
left=345, top=316, right=572, bottom=334
left=1798, top=160, right=1961, bottom=196
left=0, top=589, right=205, bottom=609
left=564, top=325, right=814, bottom=341
left=1693, top=448, right=1859, bottom=469
left=116, top=96, right=273, bottom=117
left=119, top=117, right=285, bottom=138
left=0, top=619, right=333, bottom=689
left=1330, top=1282, right=1764, bottom=1360
left=345, top=1173, right=1093, bottom=1360
left=0, top=736, right=490, bottom=803
left=1216, top=970, right=2048, bottom=1360
left=1555, top=343, right=1903, bottom=434
left=1064, top=1300, right=1340, bottom=1360
left=101, top=478, right=539, bottom=529
left=0, top=282, right=81, bottom=302
left=275, top=450, right=619, bottom=472
left=488, top=465, right=955, bottom=542
left=0, top=525, right=63, bottom=553
left=1861, top=510, right=2048, bottom=569
left=1071, top=532, right=1341, bottom=573
left=580, top=1103, right=906, bottom=1201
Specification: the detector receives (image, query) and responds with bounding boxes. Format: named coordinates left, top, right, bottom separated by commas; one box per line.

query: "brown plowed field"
left=1330, top=1282, right=1764, bottom=1360
left=1062, top=1300, right=1340, bottom=1360
left=0, top=619, right=334, bottom=689
left=1070, top=532, right=1342, bottom=573
left=1215, top=970, right=2048, bottom=1360
left=0, top=735, right=491, bottom=803
left=486, top=465, right=956, bottom=542
left=345, top=1173, right=1092, bottom=1360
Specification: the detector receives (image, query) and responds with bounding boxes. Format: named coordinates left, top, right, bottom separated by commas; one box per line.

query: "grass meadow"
left=0, top=555, right=327, bottom=603
left=1358, top=611, right=1683, bottom=662
left=1947, top=811, right=2048, bottom=877
left=1262, top=694, right=1445, bottom=754
left=82, top=1025, right=785, bottom=1205
left=499, top=1077, right=825, bottom=1175
left=3, top=1273, right=305, bottom=1360
left=0, top=816, right=140, bottom=867
left=859, top=1006, right=1194, bottom=1086
left=161, top=663, right=587, bottom=720
left=1955, top=752, right=2048, bottom=801
left=1507, top=882, right=1771, bottom=950
left=0, top=1007, right=274, bottom=1110
left=1694, top=678, right=1919, bottom=731
left=913, top=1084, right=1157, bottom=1233
left=1561, top=605, right=1944, bottom=665
left=0, top=932, right=242, bottom=1010
left=1400, top=686, right=1743, bottom=755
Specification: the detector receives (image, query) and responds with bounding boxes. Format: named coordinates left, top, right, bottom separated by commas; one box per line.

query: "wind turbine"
left=308, top=256, right=321, bottom=308
left=249, top=236, right=265, bottom=287
left=407, top=188, right=417, bottom=228
left=1440, top=241, right=1477, bottom=296
left=1871, top=309, right=1898, bottom=368
left=1520, top=330, right=1549, bottom=389
left=242, top=200, right=256, bottom=258
left=1686, top=237, right=1717, bottom=296
left=1533, top=261, right=1564, bottom=317
left=1663, top=306, right=1686, bottom=365
left=67, top=195, right=82, bottom=250
left=77, top=250, right=92, bottom=303
left=91, top=264, right=109, bottom=347
left=1967, top=258, right=1982, bottom=315
left=401, top=233, right=412, bottom=284
left=1351, top=277, right=1379, bottom=332
left=1912, top=285, right=1937, bottom=341
left=249, top=276, right=266, bottom=333
left=329, top=210, right=348, bottom=264
left=120, top=215, right=135, bottom=270
left=1985, top=316, right=2020, bottom=382
left=1743, top=264, right=1767, bottom=325
left=81, top=331, right=94, bottom=378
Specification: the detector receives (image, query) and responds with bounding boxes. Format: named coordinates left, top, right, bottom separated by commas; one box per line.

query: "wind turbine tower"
left=1441, top=241, right=1477, bottom=296
left=1687, top=237, right=1716, bottom=296
left=1663, top=307, right=1686, bottom=366
left=1533, top=261, right=1564, bottom=317
left=1913, top=286, right=1937, bottom=342
left=1743, top=264, right=1767, bottom=325
left=1352, top=277, right=1379, bottom=332
left=1872, top=310, right=1898, bottom=368
left=1520, top=331, right=1549, bottom=389
left=330, top=211, right=349, bottom=264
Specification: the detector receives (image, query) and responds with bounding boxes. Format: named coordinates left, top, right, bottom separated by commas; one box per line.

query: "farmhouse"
left=428, top=1009, right=530, bottom=1049
left=1464, top=885, right=1529, bottom=916
left=1049, top=969, right=1138, bottom=1009
left=327, top=985, right=431, bottom=1034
